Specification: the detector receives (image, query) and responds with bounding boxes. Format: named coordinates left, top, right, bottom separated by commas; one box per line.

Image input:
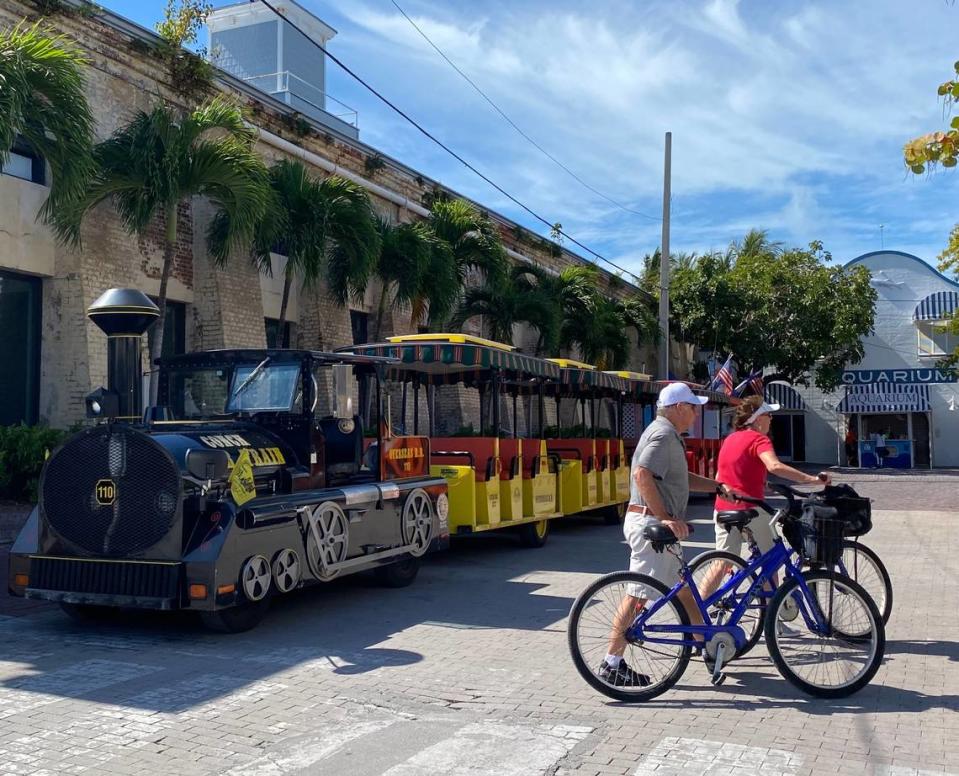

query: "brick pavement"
left=0, top=478, right=955, bottom=775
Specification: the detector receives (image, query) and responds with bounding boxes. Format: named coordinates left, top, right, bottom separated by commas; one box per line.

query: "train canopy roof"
left=157, top=348, right=398, bottom=370
left=343, top=335, right=562, bottom=384
left=545, top=359, right=630, bottom=395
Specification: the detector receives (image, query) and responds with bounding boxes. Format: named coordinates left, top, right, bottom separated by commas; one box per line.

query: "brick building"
left=0, top=0, right=669, bottom=431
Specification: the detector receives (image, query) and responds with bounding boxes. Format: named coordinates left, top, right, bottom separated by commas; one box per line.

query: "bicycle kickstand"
left=711, top=642, right=728, bottom=686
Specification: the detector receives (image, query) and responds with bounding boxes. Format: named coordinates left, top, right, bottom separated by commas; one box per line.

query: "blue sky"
left=103, top=0, right=959, bottom=278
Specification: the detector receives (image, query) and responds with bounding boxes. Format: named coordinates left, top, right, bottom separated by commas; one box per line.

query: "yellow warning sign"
left=229, top=448, right=257, bottom=506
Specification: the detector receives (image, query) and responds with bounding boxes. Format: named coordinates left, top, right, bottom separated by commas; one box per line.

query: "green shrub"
left=0, top=424, right=68, bottom=503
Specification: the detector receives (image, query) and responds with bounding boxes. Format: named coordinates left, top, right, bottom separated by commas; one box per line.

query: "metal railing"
left=242, top=71, right=358, bottom=127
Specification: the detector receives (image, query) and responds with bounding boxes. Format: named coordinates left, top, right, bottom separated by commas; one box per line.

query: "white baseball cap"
left=745, top=401, right=780, bottom=425
left=657, top=382, right=710, bottom=407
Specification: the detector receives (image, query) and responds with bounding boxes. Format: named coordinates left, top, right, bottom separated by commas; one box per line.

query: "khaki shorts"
left=714, top=509, right=777, bottom=557
left=623, top=511, right=682, bottom=598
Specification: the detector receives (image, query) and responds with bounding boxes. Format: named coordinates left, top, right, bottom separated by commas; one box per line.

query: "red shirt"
left=714, top=429, right=774, bottom=511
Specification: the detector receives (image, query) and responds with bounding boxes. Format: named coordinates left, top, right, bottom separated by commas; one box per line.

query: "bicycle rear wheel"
left=837, top=540, right=892, bottom=625
left=567, top=571, right=691, bottom=702
left=688, top=550, right=766, bottom=658
left=765, top=570, right=884, bottom=698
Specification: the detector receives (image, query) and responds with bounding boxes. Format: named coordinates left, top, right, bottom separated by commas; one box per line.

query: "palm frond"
left=0, top=22, right=95, bottom=241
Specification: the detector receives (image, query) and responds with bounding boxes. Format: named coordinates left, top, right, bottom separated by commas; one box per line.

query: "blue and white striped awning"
left=837, top=383, right=930, bottom=414
left=914, top=291, right=959, bottom=321
left=764, top=382, right=805, bottom=411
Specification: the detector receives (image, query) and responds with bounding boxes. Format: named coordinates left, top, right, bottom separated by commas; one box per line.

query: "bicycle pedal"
left=710, top=671, right=727, bottom=686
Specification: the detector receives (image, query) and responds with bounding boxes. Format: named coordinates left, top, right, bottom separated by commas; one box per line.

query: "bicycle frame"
left=627, top=535, right=833, bottom=649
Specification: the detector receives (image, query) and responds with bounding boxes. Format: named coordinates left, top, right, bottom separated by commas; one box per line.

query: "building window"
left=0, top=270, right=42, bottom=425
left=162, top=301, right=187, bottom=357
left=265, top=318, right=291, bottom=348
left=916, top=321, right=958, bottom=357
left=148, top=298, right=187, bottom=357
left=1, top=138, right=45, bottom=185
left=350, top=310, right=369, bottom=345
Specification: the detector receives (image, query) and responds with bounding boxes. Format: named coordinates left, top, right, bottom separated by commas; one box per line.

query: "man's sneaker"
left=597, top=659, right=651, bottom=687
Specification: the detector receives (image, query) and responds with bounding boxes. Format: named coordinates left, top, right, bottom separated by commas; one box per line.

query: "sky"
left=102, top=0, right=959, bottom=279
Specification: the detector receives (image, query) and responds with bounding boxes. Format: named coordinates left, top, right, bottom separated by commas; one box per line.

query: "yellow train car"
left=346, top=334, right=564, bottom=547
left=545, top=359, right=631, bottom=525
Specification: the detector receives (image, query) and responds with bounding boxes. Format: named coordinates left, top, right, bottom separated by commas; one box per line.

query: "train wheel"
left=402, top=489, right=435, bottom=557
left=602, top=502, right=626, bottom=526
left=305, top=502, right=350, bottom=581
left=519, top=519, right=550, bottom=548
left=200, top=598, right=271, bottom=634
left=374, top=557, right=421, bottom=588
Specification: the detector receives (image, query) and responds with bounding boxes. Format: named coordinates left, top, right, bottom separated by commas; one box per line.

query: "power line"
left=253, top=0, right=644, bottom=284
left=389, top=0, right=661, bottom=223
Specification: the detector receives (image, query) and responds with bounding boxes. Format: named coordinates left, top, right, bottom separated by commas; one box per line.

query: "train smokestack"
left=86, top=289, right=159, bottom=421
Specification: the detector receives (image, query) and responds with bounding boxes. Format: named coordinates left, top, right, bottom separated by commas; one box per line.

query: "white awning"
left=837, top=383, right=930, bottom=414
left=764, top=382, right=805, bottom=411
left=914, top=291, right=959, bottom=321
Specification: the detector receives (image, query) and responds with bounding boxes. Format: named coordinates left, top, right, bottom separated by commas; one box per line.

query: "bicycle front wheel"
left=765, top=570, right=884, bottom=698
left=567, top=571, right=691, bottom=702
left=837, top=540, right=892, bottom=625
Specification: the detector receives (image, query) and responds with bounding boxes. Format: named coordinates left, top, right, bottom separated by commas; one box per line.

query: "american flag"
left=733, top=369, right=764, bottom=397
left=709, top=355, right=736, bottom=395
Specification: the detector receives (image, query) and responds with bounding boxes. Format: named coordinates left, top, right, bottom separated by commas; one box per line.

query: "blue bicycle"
left=568, top=499, right=885, bottom=701
left=688, top=482, right=891, bottom=662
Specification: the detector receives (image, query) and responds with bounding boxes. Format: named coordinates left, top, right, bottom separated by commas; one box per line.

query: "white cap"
left=657, top=382, right=710, bottom=407
left=746, top=401, right=780, bottom=425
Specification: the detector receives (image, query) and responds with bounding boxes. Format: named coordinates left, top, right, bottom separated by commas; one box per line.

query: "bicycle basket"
left=784, top=505, right=844, bottom=566
left=802, top=484, right=872, bottom=537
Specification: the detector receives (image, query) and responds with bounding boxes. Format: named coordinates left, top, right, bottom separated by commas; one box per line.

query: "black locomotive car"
left=7, top=290, right=449, bottom=632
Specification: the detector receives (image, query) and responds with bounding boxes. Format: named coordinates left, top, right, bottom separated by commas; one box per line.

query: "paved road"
left=0, top=479, right=956, bottom=775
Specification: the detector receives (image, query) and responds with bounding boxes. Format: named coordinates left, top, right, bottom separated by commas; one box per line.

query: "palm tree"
left=0, top=22, right=94, bottom=232
left=416, top=199, right=508, bottom=329
left=65, top=97, right=271, bottom=401
left=449, top=263, right=558, bottom=346
left=372, top=218, right=437, bottom=340
left=620, top=294, right=660, bottom=348
left=250, top=159, right=381, bottom=337
left=563, top=294, right=630, bottom=369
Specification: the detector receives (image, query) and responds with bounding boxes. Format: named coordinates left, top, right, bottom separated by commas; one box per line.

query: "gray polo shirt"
left=628, top=416, right=689, bottom=518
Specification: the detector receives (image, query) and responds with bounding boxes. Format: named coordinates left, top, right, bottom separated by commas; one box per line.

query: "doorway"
left=770, top=413, right=806, bottom=462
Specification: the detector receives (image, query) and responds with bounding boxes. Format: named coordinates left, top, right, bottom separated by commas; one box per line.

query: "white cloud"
left=304, top=0, right=959, bottom=270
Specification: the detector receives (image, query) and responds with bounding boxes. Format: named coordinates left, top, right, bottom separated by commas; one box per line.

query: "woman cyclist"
left=710, top=396, right=830, bottom=572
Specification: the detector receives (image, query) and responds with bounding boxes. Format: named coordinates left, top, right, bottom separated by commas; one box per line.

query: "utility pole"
left=880, top=224, right=884, bottom=250
left=658, top=131, right=672, bottom=380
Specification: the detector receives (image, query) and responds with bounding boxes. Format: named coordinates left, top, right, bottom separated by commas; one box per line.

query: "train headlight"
left=435, top=493, right=449, bottom=521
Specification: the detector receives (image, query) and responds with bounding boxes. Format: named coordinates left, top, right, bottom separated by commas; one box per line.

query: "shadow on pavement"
left=0, top=516, right=633, bottom=712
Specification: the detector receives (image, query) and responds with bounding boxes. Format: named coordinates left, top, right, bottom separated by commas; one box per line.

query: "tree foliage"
left=67, top=97, right=271, bottom=399
left=417, top=199, right=508, bottom=328
left=668, top=232, right=876, bottom=391
left=247, top=160, right=381, bottom=335
left=904, top=60, right=959, bottom=273
left=0, top=22, right=94, bottom=232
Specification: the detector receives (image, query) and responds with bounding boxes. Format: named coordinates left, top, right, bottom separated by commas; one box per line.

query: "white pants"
left=623, top=510, right=682, bottom=598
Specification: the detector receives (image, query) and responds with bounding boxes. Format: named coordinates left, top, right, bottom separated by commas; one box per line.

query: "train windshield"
left=227, top=360, right=300, bottom=413
left=163, top=361, right=301, bottom=419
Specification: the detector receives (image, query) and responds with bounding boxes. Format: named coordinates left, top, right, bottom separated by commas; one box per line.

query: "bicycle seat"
left=715, top=509, right=758, bottom=531
left=642, top=523, right=680, bottom=552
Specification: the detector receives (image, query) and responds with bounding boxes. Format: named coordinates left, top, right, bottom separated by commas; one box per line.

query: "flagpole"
left=658, top=131, right=672, bottom=380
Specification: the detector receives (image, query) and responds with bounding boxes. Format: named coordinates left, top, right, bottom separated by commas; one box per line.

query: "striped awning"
left=347, top=342, right=561, bottom=383
left=914, top=291, right=959, bottom=321
left=550, top=367, right=629, bottom=396
left=837, top=383, right=930, bottom=413
left=765, top=382, right=805, bottom=411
